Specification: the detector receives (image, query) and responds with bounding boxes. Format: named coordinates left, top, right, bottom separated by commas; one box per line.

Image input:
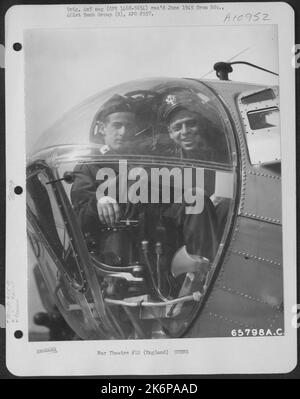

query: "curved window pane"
left=28, top=79, right=238, bottom=339
left=27, top=171, right=85, bottom=289
left=31, top=79, right=233, bottom=167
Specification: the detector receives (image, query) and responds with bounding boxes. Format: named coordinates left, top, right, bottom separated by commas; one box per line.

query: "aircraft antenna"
left=200, top=47, right=250, bottom=79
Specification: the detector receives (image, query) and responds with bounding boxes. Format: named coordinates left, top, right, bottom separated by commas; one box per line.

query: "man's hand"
left=97, top=196, right=121, bottom=227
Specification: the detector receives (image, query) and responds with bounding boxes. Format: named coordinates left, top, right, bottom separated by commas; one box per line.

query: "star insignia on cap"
left=165, top=94, right=177, bottom=106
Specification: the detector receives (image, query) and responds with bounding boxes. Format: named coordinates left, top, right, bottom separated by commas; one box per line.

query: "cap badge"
left=165, top=95, right=177, bottom=106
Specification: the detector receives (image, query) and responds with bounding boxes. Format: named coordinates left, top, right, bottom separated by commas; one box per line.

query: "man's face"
left=168, top=109, right=204, bottom=153
left=100, top=112, right=137, bottom=152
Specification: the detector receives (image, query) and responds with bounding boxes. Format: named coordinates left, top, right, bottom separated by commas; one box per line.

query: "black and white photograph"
left=4, top=2, right=297, bottom=376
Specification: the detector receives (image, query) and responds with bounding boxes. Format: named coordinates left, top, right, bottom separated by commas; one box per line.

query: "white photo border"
left=5, top=2, right=297, bottom=376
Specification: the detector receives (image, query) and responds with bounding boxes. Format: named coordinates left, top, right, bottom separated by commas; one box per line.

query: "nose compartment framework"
left=27, top=155, right=238, bottom=339
left=26, top=78, right=243, bottom=340
left=27, top=161, right=125, bottom=339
